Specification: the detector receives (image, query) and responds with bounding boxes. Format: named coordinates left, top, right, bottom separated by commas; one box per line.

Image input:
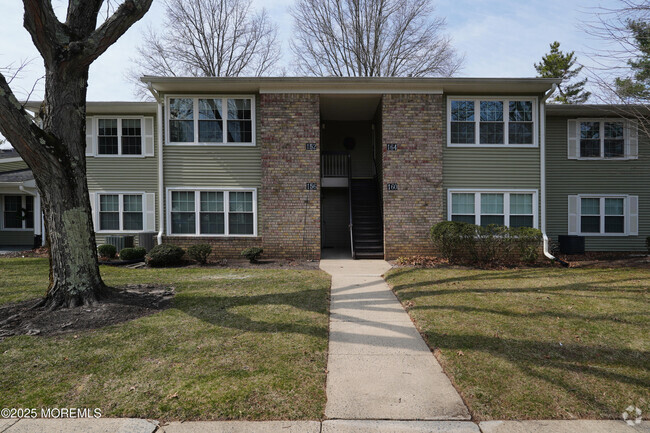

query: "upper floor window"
left=2, top=195, right=33, bottom=230
left=86, top=117, right=154, bottom=157
left=567, top=119, right=638, bottom=160
left=448, top=190, right=538, bottom=228
left=167, top=96, right=255, bottom=145
left=448, top=98, right=537, bottom=147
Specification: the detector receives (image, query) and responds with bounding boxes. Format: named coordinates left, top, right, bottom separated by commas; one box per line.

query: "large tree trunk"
left=34, top=67, right=107, bottom=309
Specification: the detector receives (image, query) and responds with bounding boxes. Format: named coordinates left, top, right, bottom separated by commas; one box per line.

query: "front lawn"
left=0, top=258, right=330, bottom=421
left=386, top=267, right=649, bottom=420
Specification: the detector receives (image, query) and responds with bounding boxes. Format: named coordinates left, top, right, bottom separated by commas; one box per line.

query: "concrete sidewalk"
left=319, top=258, right=470, bottom=420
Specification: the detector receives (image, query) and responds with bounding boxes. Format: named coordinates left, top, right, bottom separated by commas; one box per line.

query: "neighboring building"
left=0, top=77, right=647, bottom=258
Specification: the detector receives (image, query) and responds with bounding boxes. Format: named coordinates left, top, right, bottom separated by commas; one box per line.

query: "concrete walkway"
left=319, top=258, right=470, bottom=420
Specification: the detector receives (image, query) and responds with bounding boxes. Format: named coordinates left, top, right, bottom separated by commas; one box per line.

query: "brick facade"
left=381, top=94, right=444, bottom=259
left=259, top=94, right=321, bottom=259
left=163, top=236, right=263, bottom=260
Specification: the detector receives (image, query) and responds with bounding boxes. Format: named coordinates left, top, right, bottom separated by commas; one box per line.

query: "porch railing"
left=321, top=151, right=349, bottom=178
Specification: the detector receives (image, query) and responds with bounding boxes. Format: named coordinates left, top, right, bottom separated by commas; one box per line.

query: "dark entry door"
left=321, top=188, right=350, bottom=249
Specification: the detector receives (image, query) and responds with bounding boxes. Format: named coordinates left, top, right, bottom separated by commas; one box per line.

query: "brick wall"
left=259, top=94, right=321, bottom=259
left=381, top=94, right=444, bottom=259
left=163, top=236, right=262, bottom=259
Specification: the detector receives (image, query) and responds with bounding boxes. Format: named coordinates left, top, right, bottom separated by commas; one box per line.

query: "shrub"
left=430, top=221, right=543, bottom=266
left=98, top=244, right=117, bottom=260
left=187, top=244, right=212, bottom=265
left=146, top=244, right=185, bottom=268
left=241, top=247, right=263, bottom=263
left=119, top=247, right=147, bottom=261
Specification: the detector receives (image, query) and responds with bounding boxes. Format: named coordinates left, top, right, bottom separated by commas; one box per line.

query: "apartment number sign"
left=387, top=183, right=398, bottom=191
left=306, top=143, right=317, bottom=151
left=387, top=143, right=398, bottom=151
left=306, top=182, right=318, bottom=190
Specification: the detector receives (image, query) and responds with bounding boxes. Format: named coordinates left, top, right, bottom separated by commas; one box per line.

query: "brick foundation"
left=259, top=94, right=321, bottom=259
left=163, top=236, right=263, bottom=260
left=381, top=94, right=444, bottom=259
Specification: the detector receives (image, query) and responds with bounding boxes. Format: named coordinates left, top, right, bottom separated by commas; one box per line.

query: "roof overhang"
left=141, top=76, right=560, bottom=96
left=546, top=104, right=650, bottom=117
left=23, top=101, right=157, bottom=115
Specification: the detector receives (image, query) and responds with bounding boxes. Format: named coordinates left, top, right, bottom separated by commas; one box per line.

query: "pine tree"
left=615, top=20, right=650, bottom=102
left=535, top=42, right=591, bottom=104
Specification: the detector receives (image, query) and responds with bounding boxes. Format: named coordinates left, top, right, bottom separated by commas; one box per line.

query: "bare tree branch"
left=290, top=0, right=462, bottom=77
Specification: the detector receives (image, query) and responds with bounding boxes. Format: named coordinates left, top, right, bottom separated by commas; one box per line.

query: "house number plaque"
left=306, top=182, right=318, bottom=190
left=306, top=143, right=317, bottom=151
left=387, top=183, right=398, bottom=191
left=387, top=143, right=398, bottom=151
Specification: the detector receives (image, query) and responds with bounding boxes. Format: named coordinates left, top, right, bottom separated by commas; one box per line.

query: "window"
left=448, top=98, right=536, bottom=146
left=569, top=119, right=638, bottom=160
left=96, top=118, right=143, bottom=155
left=97, top=193, right=143, bottom=232
left=448, top=190, right=538, bottom=228
left=167, top=96, right=255, bottom=145
left=579, top=197, right=626, bottom=235
left=168, top=189, right=256, bottom=236
left=2, top=195, right=34, bottom=230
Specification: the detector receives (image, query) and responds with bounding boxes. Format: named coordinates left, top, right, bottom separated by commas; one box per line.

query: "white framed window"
left=166, top=188, right=257, bottom=237
left=447, top=97, right=538, bottom=147
left=166, top=95, right=255, bottom=146
left=0, top=195, right=33, bottom=231
left=567, top=118, right=638, bottom=160
left=448, top=189, right=539, bottom=228
left=89, top=192, right=155, bottom=233
left=568, top=194, right=638, bottom=236
left=85, top=116, right=155, bottom=157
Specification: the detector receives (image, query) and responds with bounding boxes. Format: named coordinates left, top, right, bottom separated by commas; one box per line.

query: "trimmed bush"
left=430, top=221, right=543, bottom=266
left=241, top=247, right=263, bottom=263
left=188, top=244, right=212, bottom=265
left=146, top=244, right=185, bottom=268
left=119, top=247, right=147, bottom=261
left=98, top=244, right=117, bottom=260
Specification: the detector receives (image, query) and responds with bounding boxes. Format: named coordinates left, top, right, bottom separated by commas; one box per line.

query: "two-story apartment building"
left=0, top=77, right=646, bottom=259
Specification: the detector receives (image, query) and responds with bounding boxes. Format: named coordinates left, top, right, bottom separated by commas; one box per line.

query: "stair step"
left=355, top=251, right=384, bottom=259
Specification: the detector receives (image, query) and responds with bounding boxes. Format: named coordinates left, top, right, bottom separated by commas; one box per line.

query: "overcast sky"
left=0, top=0, right=620, bottom=103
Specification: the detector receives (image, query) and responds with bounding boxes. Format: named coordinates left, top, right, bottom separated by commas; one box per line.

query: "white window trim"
left=92, top=116, right=148, bottom=157
left=95, top=192, right=146, bottom=233
left=576, top=194, right=631, bottom=236
left=165, top=95, right=256, bottom=147
left=0, top=195, right=33, bottom=231
left=447, top=189, right=539, bottom=229
left=166, top=187, right=258, bottom=237
left=447, top=96, right=539, bottom=148
left=574, top=118, right=632, bottom=160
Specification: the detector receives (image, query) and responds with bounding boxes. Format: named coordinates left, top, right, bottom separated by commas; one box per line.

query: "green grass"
left=386, top=267, right=649, bottom=420
left=0, top=258, right=330, bottom=421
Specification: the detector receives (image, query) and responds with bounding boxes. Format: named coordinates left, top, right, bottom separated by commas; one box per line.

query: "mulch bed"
left=557, top=251, right=650, bottom=268
left=0, top=284, right=174, bottom=339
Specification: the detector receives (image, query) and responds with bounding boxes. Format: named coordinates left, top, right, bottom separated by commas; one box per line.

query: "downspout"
left=540, top=84, right=568, bottom=266
left=147, top=82, right=165, bottom=245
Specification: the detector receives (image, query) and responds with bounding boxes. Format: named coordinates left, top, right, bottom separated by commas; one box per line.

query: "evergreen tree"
left=615, top=20, right=650, bottom=102
left=535, top=42, right=591, bottom=104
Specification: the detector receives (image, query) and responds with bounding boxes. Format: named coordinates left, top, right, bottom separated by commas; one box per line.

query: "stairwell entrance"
left=320, top=95, right=384, bottom=259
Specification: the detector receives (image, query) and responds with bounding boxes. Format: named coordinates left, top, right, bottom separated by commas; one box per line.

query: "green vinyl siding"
left=546, top=115, right=649, bottom=251
left=0, top=160, right=28, bottom=172
left=0, top=230, right=33, bottom=246
left=442, top=96, right=542, bottom=219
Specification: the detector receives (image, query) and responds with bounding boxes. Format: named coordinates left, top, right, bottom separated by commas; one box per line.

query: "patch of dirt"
left=0, top=284, right=174, bottom=339
left=0, top=247, right=49, bottom=258
left=187, top=258, right=321, bottom=270
left=557, top=251, right=650, bottom=268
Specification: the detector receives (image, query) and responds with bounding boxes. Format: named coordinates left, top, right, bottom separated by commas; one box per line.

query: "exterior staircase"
left=351, top=178, right=384, bottom=259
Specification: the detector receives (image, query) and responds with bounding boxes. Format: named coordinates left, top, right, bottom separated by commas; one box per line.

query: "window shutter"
left=628, top=195, right=639, bottom=236
left=145, top=193, right=156, bottom=232
left=625, top=120, right=639, bottom=159
left=143, top=117, right=155, bottom=156
left=568, top=195, right=579, bottom=235
left=567, top=120, right=579, bottom=159
left=88, top=192, right=97, bottom=231
left=85, top=117, right=94, bottom=156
